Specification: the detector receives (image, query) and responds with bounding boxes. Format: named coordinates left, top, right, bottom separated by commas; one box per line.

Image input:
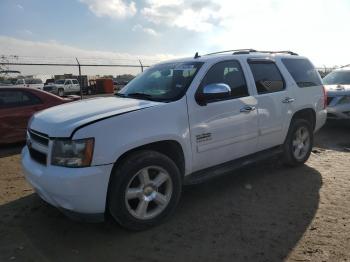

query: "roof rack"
left=258, top=50, right=298, bottom=56
left=204, top=49, right=257, bottom=56
left=202, top=49, right=298, bottom=56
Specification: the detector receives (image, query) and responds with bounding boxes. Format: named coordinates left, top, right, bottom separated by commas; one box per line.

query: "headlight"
left=338, top=96, right=350, bottom=105
left=51, top=138, right=94, bottom=167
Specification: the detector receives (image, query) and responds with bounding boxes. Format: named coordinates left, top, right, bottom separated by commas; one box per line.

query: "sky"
left=1, top=0, right=350, bottom=76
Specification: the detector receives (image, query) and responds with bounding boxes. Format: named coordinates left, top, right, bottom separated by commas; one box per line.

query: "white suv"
left=22, top=50, right=327, bottom=230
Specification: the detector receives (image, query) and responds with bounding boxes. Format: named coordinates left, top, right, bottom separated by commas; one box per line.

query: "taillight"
left=322, top=85, right=327, bottom=109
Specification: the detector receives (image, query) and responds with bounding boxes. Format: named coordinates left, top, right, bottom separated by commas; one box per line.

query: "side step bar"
left=184, top=146, right=283, bottom=185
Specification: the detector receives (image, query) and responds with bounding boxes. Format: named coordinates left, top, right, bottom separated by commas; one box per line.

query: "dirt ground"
left=0, top=123, right=349, bottom=262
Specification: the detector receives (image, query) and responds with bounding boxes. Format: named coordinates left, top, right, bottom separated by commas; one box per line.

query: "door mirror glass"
left=197, top=83, right=231, bottom=105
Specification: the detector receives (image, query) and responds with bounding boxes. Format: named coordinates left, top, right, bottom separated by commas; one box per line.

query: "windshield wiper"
left=115, top=93, right=127, bottom=98
left=126, top=92, right=154, bottom=100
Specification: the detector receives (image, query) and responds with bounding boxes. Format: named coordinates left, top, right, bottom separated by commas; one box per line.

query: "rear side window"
left=282, top=59, right=322, bottom=88
left=200, top=60, right=249, bottom=99
left=248, top=62, right=285, bottom=94
left=72, top=80, right=79, bottom=84
left=0, top=90, right=42, bottom=108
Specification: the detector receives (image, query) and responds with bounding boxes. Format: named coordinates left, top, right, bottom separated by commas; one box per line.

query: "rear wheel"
left=108, top=150, right=182, bottom=231
left=282, top=119, right=313, bottom=166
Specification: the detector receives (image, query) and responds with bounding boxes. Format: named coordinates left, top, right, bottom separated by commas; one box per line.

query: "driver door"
left=187, top=60, right=259, bottom=172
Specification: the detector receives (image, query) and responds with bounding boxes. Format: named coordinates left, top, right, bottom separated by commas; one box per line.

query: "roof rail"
left=203, top=49, right=298, bottom=56
left=258, top=50, right=298, bottom=56
left=204, top=49, right=257, bottom=56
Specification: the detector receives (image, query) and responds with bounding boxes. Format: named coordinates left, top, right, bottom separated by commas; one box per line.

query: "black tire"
left=58, top=88, right=64, bottom=97
left=108, top=150, right=182, bottom=231
left=282, top=119, right=313, bottom=166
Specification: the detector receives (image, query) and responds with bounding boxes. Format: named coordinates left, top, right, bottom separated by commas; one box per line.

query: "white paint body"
left=14, top=78, right=44, bottom=90
left=22, top=53, right=327, bottom=216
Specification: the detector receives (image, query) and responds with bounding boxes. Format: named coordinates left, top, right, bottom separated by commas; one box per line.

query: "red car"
left=0, top=87, right=79, bottom=144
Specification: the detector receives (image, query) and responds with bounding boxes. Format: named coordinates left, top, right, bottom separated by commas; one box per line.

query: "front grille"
left=29, top=147, right=47, bottom=165
left=29, top=129, right=49, bottom=146
left=327, top=97, right=334, bottom=105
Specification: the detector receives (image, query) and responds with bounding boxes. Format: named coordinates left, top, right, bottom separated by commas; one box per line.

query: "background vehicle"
left=323, top=66, right=350, bottom=120
left=22, top=50, right=326, bottom=230
left=0, top=87, right=77, bottom=144
left=43, top=79, right=80, bottom=96
left=14, top=78, right=44, bottom=90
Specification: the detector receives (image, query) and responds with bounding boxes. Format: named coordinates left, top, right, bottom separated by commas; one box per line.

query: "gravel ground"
left=0, top=123, right=349, bottom=262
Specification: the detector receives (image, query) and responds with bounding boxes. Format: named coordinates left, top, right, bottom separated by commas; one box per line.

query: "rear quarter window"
left=282, top=59, right=322, bottom=88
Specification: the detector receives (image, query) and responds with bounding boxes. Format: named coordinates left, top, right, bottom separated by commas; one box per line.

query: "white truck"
left=14, top=78, right=44, bottom=90
left=43, top=79, right=80, bottom=96
left=22, top=50, right=327, bottom=230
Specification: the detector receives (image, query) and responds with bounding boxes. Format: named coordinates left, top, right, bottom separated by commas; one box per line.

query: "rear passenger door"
left=247, top=59, right=292, bottom=151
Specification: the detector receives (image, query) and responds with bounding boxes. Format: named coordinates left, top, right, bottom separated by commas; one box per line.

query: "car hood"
left=30, top=97, right=163, bottom=137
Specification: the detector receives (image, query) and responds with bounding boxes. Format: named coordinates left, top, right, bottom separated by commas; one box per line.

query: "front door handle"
left=282, top=97, right=295, bottom=103
left=240, top=105, right=256, bottom=113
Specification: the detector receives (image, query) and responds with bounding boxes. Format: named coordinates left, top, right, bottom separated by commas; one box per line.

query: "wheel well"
left=291, top=108, right=316, bottom=130
left=114, top=140, right=186, bottom=177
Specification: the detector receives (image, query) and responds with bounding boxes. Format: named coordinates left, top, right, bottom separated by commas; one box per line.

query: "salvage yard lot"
left=0, top=123, right=349, bottom=262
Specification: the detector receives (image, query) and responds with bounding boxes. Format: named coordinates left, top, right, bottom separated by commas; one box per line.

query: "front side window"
left=0, top=90, right=42, bottom=108
left=199, top=60, right=249, bottom=99
left=282, top=58, right=322, bottom=88
left=249, top=62, right=285, bottom=94
left=118, top=62, right=203, bottom=102
left=323, top=70, right=350, bottom=85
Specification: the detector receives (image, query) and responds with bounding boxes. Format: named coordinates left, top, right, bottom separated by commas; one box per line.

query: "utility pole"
left=76, top=57, right=83, bottom=100
left=139, top=60, right=144, bottom=72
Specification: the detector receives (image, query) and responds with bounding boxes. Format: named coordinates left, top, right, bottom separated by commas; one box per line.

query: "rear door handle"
left=240, top=106, right=256, bottom=113
left=282, top=97, right=295, bottom=103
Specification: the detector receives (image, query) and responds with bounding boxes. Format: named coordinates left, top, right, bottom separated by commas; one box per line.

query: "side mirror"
left=196, top=83, right=231, bottom=106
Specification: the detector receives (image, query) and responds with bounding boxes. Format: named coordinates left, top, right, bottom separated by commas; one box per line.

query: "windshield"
left=117, top=62, right=203, bottom=102
left=55, top=80, right=65, bottom=85
left=323, top=70, right=350, bottom=85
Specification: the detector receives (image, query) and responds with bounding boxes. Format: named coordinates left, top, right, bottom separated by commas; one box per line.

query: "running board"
left=184, top=146, right=283, bottom=185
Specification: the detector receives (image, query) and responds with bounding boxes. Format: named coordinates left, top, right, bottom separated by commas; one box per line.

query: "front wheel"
left=282, top=119, right=313, bottom=166
left=108, top=150, right=182, bottom=231
left=58, top=88, right=64, bottom=97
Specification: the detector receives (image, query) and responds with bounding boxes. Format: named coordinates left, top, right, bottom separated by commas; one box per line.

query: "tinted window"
left=323, top=70, right=350, bottom=85
left=0, top=90, right=42, bottom=107
left=72, top=80, right=79, bottom=84
left=282, top=59, right=321, bottom=88
left=249, top=62, right=285, bottom=94
left=200, top=60, right=248, bottom=99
